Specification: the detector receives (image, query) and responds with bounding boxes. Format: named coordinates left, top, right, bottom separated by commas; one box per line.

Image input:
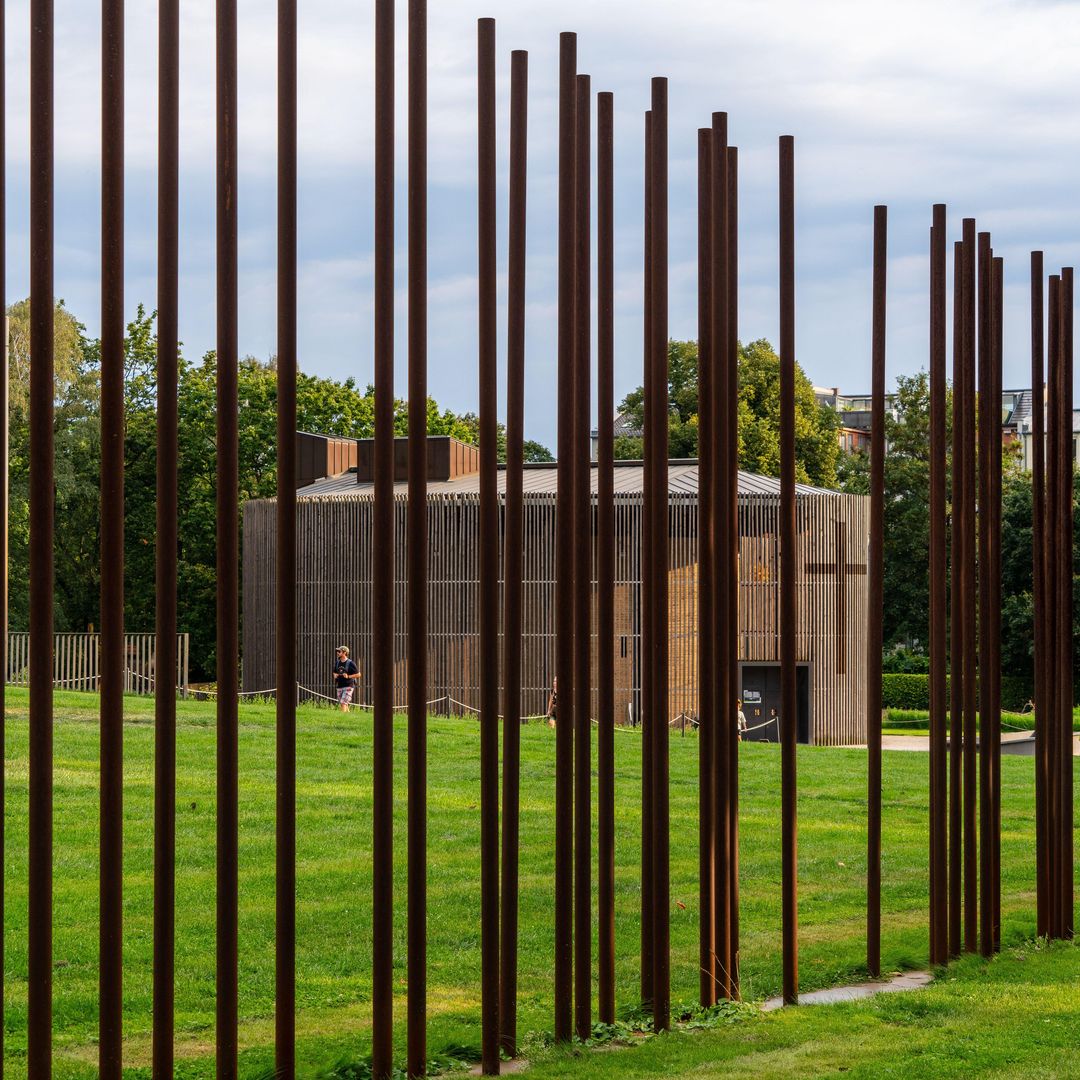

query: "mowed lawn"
left=0, top=688, right=1065, bottom=1078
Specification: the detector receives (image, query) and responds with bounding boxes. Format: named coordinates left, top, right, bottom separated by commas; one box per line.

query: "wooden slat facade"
left=243, top=486, right=869, bottom=745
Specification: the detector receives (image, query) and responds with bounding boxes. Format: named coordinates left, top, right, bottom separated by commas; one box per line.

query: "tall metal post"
left=596, top=88, right=617, bottom=1027
left=554, top=30, right=576, bottom=1042
left=867, top=205, right=886, bottom=978
left=28, top=1, right=54, bottom=1074
left=639, top=108, right=654, bottom=1011
left=709, top=112, right=730, bottom=1001
left=961, top=219, right=978, bottom=953
left=978, top=231, right=993, bottom=959
left=990, top=254, right=1004, bottom=952
left=778, top=134, right=799, bottom=1006
left=275, top=0, right=298, bottom=1073
left=696, top=125, right=716, bottom=1007
left=154, top=0, right=180, bottom=1069
left=725, top=145, right=741, bottom=999
left=371, top=0, right=395, bottom=1073
left=1058, top=268, right=1074, bottom=940
left=1046, top=275, right=1061, bottom=940
left=649, top=77, right=671, bottom=1033
left=477, top=19, right=500, bottom=1074
left=949, top=239, right=964, bottom=958
left=1031, top=252, right=1047, bottom=939
left=928, top=206, right=949, bottom=966
left=500, top=46, right=529, bottom=1059
left=215, top=0, right=240, bottom=1071
left=407, top=0, right=429, bottom=1073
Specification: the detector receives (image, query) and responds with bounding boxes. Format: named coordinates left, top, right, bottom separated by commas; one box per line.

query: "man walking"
left=334, top=645, right=360, bottom=712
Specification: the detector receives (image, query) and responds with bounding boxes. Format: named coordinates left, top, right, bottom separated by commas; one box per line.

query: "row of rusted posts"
left=1035, top=261, right=1074, bottom=943
left=14, top=3, right=1076, bottom=1077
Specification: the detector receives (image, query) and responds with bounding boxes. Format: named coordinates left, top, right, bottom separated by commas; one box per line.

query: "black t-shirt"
left=334, top=658, right=358, bottom=688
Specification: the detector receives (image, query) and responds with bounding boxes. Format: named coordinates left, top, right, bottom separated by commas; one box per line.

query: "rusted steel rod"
left=216, top=0, right=240, bottom=1071
left=477, top=19, right=500, bottom=1074
left=961, top=218, right=977, bottom=954
left=1031, top=252, right=1047, bottom=940
left=154, top=0, right=180, bottom=1071
left=778, top=133, right=799, bottom=1006
left=867, top=204, right=886, bottom=979
left=371, top=0, right=395, bottom=1074
left=640, top=107, right=654, bottom=1011
left=978, top=230, right=993, bottom=960
left=0, top=1, right=7, bottom=1068
left=710, top=111, right=730, bottom=1001
left=97, top=0, right=127, bottom=1073
left=407, top=0, right=429, bottom=1073
left=696, top=125, right=716, bottom=1008
left=928, top=206, right=949, bottom=967
left=725, top=145, right=741, bottom=1000
left=500, top=46, right=528, bottom=1058
left=554, top=29, right=576, bottom=1042
left=100, top=2, right=126, bottom=1073
left=573, top=71, right=593, bottom=1043
left=990, top=254, right=1004, bottom=952
left=649, top=77, right=671, bottom=1033
left=596, top=87, right=617, bottom=1027
left=276, top=0, right=298, bottom=1073
left=28, top=0, right=54, bottom=1073
left=1058, top=267, right=1074, bottom=940
left=948, top=238, right=963, bottom=958
left=1046, top=274, right=1061, bottom=940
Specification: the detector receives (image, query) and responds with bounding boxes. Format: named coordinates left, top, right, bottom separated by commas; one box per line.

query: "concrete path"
left=761, top=970, right=932, bottom=1012
left=876, top=731, right=1080, bottom=756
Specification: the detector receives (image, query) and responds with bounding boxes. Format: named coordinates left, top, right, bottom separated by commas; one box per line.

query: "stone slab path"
left=761, top=970, right=932, bottom=1012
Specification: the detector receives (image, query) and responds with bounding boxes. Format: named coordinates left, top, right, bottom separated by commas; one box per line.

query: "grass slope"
left=1, top=689, right=1069, bottom=1078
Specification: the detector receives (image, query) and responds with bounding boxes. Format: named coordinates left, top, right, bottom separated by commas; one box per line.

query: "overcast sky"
left=6, top=0, right=1080, bottom=449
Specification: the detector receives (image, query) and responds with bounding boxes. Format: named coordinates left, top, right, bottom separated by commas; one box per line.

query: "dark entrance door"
left=739, top=663, right=810, bottom=744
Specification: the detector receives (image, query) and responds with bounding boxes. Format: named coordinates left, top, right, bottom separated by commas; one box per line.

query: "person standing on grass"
left=737, top=699, right=748, bottom=741
left=334, top=645, right=360, bottom=712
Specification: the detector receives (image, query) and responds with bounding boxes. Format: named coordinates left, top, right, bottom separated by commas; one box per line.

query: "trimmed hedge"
left=881, top=673, right=1036, bottom=713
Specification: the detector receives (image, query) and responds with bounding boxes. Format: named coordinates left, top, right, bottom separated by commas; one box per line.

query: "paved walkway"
left=876, top=731, right=1080, bottom=756
left=762, top=970, right=932, bottom=1011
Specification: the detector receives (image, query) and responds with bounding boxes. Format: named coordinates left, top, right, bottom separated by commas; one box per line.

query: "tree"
left=523, top=440, right=554, bottom=463
left=612, top=338, right=841, bottom=488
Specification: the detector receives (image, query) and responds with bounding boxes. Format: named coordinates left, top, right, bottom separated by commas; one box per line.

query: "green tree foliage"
left=8, top=301, right=553, bottom=679
left=613, top=338, right=841, bottom=488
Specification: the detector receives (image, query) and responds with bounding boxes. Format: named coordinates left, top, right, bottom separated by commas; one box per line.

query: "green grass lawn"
left=1, top=688, right=1072, bottom=1078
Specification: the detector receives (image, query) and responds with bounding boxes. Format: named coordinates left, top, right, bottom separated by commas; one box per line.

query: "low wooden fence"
left=7, top=632, right=190, bottom=696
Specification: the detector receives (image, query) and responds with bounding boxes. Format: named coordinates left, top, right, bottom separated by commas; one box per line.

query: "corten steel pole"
left=500, top=47, right=528, bottom=1059
left=709, top=112, right=730, bottom=1001
left=949, top=239, right=963, bottom=958
left=649, top=77, right=671, bottom=1033
left=978, top=231, right=993, bottom=960
left=696, top=126, right=716, bottom=1008
left=1046, top=275, right=1061, bottom=940
left=1058, top=268, right=1074, bottom=940
left=477, top=20, right=501, bottom=1074
left=961, top=218, right=978, bottom=954
left=154, top=0, right=180, bottom=1071
left=100, top=3, right=125, bottom=1074
left=928, top=206, right=949, bottom=967
left=28, top=1, right=54, bottom=1074
left=371, top=0, right=394, bottom=1074
left=990, top=255, right=1004, bottom=952
left=276, top=0, right=298, bottom=1074
left=0, top=2, right=6, bottom=1067
left=596, top=88, right=617, bottom=1027
left=554, top=30, right=576, bottom=1043
left=216, top=0, right=241, bottom=1072
left=1031, top=253, right=1047, bottom=940
left=778, top=134, right=799, bottom=1006
left=640, top=108, right=654, bottom=1011
left=573, top=71, right=593, bottom=1043
left=866, top=205, right=886, bottom=979
left=725, top=145, right=741, bottom=1000
left=407, top=0, right=429, bottom=1073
